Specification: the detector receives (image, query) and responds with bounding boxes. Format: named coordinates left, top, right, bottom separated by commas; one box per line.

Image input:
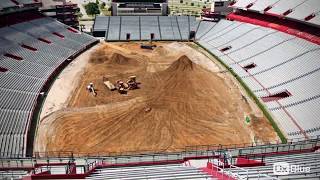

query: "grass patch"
left=194, top=42, right=287, bottom=144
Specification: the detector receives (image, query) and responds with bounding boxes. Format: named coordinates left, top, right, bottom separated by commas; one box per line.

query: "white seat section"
left=197, top=19, right=320, bottom=139
left=285, top=99, right=320, bottom=136
left=0, top=0, right=17, bottom=9
left=204, top=21, right=243, bottom=43
left=195, top=21, right=217, bottom=40
left=107, top=16, right=121, bottom=41
left=177, top=16, right=190, bottom=40
left=286, top=0, right=320, bottom=21
left=0, top=16, right=97, bottom=158
left=227, top=31, right=294, bottom=64
left=232, top=0, right=256, bottom=9
left=140, top=16, right=161, bottom=40
left=169, top=16, right=182, bottom=40
left=267, top=0, right=306, bottom=15
left=93, top=16, right=109, bottom=32
left=308, top=12, right=320, bottom=26
left=251, top=49, right=320, bottom=92
left=226, top=152, right=320, bottom=179
left=249, top=0, right=279, bottom=12
left=120, top=16, right=140, bottom=41
left=239, top=38, right=319, bottom=76
left=198, top=20, right=234, bottom=41
left=199, top=40, right=225, bottom=57
left=207, top=24, right=258, bottom=48
left=86, top=164, right=212, bottom=180
left=159, top=16, right=175, bottom=40
left=219, top=28, right=276, bottom=56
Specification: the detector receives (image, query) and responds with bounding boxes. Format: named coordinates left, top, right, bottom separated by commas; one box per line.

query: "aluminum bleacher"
left=93, top=16, right=109, bottom=37
left=86, top=164, right=213, bottom=180
left=231, top=0, right=320, bottom=27
left=0, top=0, right=18, bottom=10
left=140, top=16, right=161, bottom=40
left=159, top=16, right=176, bottom=40
left=120, top=16, right=140, bottom=41
left=96, top=16, right=196, bottom=41
left=106, top=16, right=121, bottom=41
left=197, top=19, right=320, bottom=140
left=0, top=16, right=98, bottom=158
left=224, top=151, right=320, bottom=179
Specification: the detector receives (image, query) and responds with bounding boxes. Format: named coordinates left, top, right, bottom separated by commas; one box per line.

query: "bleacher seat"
left=0, top=15, right=97, bottom=157
left=197, top=19, right=320, bottom=140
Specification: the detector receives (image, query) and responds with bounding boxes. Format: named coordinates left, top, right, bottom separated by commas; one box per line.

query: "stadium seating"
left=120, top=16, right=140, bottom=41
left=0, top=15, right=97, bottom=158
left=197, top=19, right=320, bottom=140
left=97, top=16, right=194, bottom=41
left=0, top=0, right=18, bottom=10
left=86, top=164, right=213, bottom=180
left=106, top=16, right=121, bottom=41
left=140, top=16, right=161, bottom=40
left=224, top=151, right=320, bottom=179
left=231, top=0, right=320, bottom=26
left=93, top=16, right=109, bottom=37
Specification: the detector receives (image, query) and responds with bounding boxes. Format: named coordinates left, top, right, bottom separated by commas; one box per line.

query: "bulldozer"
left=115, top=76, right=140, bottom=94
left=115, top=80, right=128, bottom=94
left=127, top=76, right=139, bottom=90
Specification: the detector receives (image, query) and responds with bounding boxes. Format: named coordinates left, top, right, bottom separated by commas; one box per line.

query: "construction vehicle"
left=103, top=76, right=116, bottom=91
left=112, top=76, right=140, bottom=94
left=86, top=82, right=97, bottom=96
left=127, top=76, right=139, bottom=90
left=140, top=44, right=156, bottom=50
left=115, top=80, right=128, bottom=94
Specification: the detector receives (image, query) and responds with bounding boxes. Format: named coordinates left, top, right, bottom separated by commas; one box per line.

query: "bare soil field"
left=35, top=42, right=278, bottom=155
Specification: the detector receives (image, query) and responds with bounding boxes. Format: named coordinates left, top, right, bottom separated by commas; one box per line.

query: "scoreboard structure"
left=111, top=0, right=168, bottom=16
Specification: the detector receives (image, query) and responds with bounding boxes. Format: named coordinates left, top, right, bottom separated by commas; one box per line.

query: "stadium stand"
left=120, top=16, right=140, bottom=41
left=92, top=16, right=109, bottom=37
left=0, top=11, right=98, bottom=158
left=0, top=0, right=17, bottom=10
left=1, top=0, right=320, bottom=179
left=197, top=18, right=320, bottom=140
left=106, top=16, right=121, bottom=41
left=86, top=164, right=212, bottom=179
left=139, top=16, right=161, bottom=40
left=94, top=16, right=195, bottom=41
left=222, top=151, right=320, bottom=179
left=1, top=137, right=319, bottom=179
left=230, top=0, right=320, bottom=27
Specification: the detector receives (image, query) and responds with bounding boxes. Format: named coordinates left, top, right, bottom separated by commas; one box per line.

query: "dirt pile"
left=153, top=46, right=169, bottom=56
left=109, top=53, right=139, bottom=65
left=166, top=55, right=194, bottom=72
left=89, top=48, right=108, bottom=64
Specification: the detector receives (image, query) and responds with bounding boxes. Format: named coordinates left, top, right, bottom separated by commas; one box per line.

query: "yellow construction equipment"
left=103, top=76, right=116, bottom=91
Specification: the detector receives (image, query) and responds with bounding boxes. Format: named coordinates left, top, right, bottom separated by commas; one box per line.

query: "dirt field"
left=35, top=42, right=278, bottom=155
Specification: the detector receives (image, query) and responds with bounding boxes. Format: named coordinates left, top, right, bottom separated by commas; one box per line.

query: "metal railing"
left=1, top=136, right=319, bottom=171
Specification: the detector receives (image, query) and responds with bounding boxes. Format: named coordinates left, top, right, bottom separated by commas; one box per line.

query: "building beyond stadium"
left=111, top=0, right=169, bottom=16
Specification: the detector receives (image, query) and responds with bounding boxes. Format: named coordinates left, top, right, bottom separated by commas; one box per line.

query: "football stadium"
left=0, top=0, right=320, bottom=179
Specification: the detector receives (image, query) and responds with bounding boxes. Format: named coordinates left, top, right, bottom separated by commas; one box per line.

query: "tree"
left=191, top=2, right=194, bottom=6
left=100, top=2, right=106, bottom=9
left=180, top=0, right=183, bottom=3
left=85, top=2, right=100, bottom=15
